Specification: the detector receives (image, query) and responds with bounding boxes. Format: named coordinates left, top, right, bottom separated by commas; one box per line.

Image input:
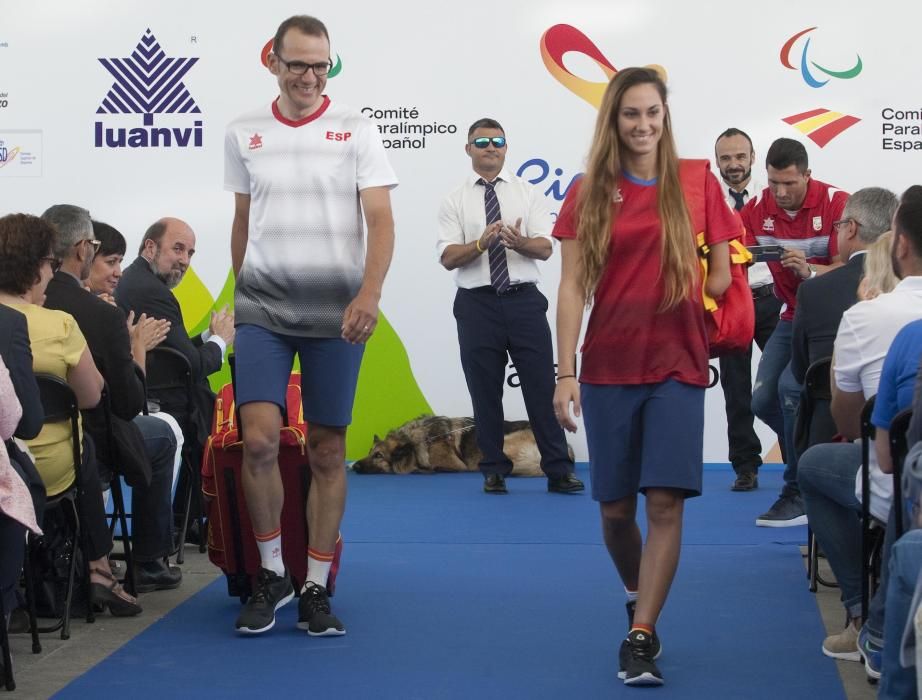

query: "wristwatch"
left=805, top=263, right=817, bottom=280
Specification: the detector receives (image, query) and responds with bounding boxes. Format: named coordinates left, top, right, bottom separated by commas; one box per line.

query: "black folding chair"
left=29, top=374, right=95, bottom=640
left=98, top=385, right=137, bottom=596
left=0, top=580, right=13, bottom=690
left=860, top=395, right=886, bottom=622
left=888, top=408, right=913, bottom=541
left=793, top=357, right=838, bottom=592
left=145, top=347, right=203, bottom=564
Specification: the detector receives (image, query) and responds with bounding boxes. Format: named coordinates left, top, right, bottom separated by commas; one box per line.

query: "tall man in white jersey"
left=224, top=15, right=398, bottom=636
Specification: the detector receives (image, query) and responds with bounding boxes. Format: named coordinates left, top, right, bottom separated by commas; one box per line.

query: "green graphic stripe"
left=173, top=268, right=431, bottom=460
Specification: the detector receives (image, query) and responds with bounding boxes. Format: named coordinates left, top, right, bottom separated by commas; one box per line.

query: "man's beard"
left=152, top=249, right=185, bottom=289
left=155, top=268, right=184, bottom=289
left=722, top=166, right=751, bottom=186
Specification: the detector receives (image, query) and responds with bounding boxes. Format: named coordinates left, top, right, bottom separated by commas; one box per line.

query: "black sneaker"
left=234, top=567, right=294, bottom=635
left=755, top=493, right=807, bottom=527
left=622, top=629, right=664, bottom=686
left=297, top=583, right=346, bottom=636
left=619, top=603, right=662, bottom=679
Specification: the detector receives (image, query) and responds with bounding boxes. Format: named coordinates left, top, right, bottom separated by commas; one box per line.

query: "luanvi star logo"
left=95, top=29, right=204, bottom=148
left=97, top=29, right=200, bottom=123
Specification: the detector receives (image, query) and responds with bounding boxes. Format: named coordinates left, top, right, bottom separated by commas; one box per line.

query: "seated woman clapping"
left=0, top=213, right=141, bottom=616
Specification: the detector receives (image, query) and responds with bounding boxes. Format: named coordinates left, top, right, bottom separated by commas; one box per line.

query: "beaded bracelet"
left=557, top=374, right=576, bottom=380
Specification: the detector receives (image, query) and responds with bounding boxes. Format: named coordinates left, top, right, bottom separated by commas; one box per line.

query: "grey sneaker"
left=234, top=568, right=294, bottom=635
left=297, top=583, right=346, bottom=636
left=756, top=494, right=807, bottom=527
left=618, top=602, right=662, bottom=679
left=622, top=629, right=664, bottom=686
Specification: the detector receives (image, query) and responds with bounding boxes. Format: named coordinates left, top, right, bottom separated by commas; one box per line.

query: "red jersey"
left=553, top=159, right=739, bottom=387
left=740, top=178, right=847, bottom=321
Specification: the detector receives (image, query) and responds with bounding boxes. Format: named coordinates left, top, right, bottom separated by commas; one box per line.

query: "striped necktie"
left=729, top=188, right=746, bottom=211
left=478, top=178, right=510, bottom=293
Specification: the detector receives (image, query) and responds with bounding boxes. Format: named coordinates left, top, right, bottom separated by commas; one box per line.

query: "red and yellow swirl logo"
left=539, top=25, right=665, bottom=109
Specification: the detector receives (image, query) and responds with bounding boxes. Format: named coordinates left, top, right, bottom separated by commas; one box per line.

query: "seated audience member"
left=0, top=302, right=46, bottom=523
left=42, top=205, right=182, bottom=591
left=790, top=188, right=898, bottom=385
left=86, top=220, right=126, bottom=302
left=0, top=213, right=140, bottom=616
left=115, top=218, right=234, bottom=455
left=88, top=220, right=185, bottom=492
left=876, top=528, right=922, bottom=700
left=0, top=355, right=41, bottom=630
left=0, top=302, right=46, bottom=634
left=798, top=186, right=922, bottom=676
left=858, top=230, right=899, bottom=301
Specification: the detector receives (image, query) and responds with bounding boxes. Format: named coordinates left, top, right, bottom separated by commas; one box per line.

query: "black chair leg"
left=175, top=465, right=194, bottom=566
left=807, top=527, right=819, bottom=593
left=0, top=589, right=15, bottom=691
left=60, top=506, right=78, bottom=641
left=21, top=542, right=41, bottom=654
left=110, top=479, right=137, bottom=596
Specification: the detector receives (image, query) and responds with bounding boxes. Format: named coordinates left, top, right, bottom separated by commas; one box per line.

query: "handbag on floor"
left=201, top=373, right=342, bottom=601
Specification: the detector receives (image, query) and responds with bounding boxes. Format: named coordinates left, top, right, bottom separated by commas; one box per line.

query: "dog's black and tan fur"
left=352, top=415, right=547, bottom=476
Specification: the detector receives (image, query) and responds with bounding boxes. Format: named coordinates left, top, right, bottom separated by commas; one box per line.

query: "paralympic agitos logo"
left=780, top=27, right=862, bottom=88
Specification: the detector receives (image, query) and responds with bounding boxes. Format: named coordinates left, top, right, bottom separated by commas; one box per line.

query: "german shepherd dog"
left=352, top=415, right=547, bottom=476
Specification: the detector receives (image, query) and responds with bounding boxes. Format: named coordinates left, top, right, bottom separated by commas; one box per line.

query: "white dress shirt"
left=722, top=176, right=773, bottom=289
left=437, top=168, right=554, bottom=289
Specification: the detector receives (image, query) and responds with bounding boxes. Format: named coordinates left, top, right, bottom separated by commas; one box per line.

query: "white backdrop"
left=3, top=0, right=921, bottom=461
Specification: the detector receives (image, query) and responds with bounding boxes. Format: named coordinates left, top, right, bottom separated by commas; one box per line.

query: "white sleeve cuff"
left=205, top=334, right=227, bottom=357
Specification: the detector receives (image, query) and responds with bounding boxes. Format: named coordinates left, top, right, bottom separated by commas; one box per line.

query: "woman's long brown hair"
left=576, top=67, right=696, bottom=311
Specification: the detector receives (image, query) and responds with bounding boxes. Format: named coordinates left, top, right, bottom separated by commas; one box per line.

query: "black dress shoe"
left=133, top=558, right=183, bottom=593
left=483, top=473, right=508, bottom=494
left=731, top=471, right=759, bottom=491
left=547, top=473, right=585, bottom=494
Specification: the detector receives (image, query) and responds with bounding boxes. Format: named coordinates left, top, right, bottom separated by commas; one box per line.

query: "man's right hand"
left=477, top=222, right=502, bottom=253
left=210, top=305, right=236, bottom=345
left=127, top=311, right=171, bottom=352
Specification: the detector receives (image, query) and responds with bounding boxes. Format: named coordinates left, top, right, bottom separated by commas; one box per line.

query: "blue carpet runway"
left=57, top=466, right=844, bottom=699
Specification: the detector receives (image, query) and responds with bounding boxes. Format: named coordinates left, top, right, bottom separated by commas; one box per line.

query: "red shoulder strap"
left=678, top=159, right=709, bottom=233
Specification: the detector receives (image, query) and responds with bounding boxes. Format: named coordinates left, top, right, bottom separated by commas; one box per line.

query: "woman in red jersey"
left=552, top=67, right=736, bottom=686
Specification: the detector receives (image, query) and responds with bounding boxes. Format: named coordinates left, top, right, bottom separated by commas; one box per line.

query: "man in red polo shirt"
left=740, top=138, right=847, bottom=526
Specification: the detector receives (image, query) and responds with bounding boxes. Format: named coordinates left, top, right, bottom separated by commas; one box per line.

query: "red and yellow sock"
left=305, top=546, right=335, bottom=591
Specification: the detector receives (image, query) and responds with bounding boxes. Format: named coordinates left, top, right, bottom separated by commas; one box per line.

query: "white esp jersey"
left=224, top=97, right=398, bottom=337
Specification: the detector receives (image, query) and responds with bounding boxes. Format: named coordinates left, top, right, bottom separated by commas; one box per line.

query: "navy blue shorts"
left=581, top=380, right=705, bottom=502
left=234, top=324, right=365, bottom=427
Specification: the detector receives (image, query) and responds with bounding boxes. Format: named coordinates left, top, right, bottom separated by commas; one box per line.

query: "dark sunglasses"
left=41, top=256, right=63, bottom=273
left=470, top=137, right=506, bottom=149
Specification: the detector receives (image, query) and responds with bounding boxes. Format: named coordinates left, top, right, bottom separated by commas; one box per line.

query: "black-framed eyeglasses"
left=275, top=55, right=333, bottom=76
left=470, top=137, right=507, bottom=149
left=833, top=218, right=861, bottom=229
left=41, top=256, right=62, bottom=273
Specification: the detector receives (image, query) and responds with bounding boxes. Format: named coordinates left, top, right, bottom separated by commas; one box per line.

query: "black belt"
left=466, top=282, right=536, bottom=296
left=752, top=284, right=775, bottom=300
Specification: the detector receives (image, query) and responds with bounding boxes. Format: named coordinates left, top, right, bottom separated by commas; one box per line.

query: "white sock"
left=625, top=588, right=638, bottom=603
left=304, top=550, right=334, bottom=591
left=254, top=531, right=285, bottom=576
